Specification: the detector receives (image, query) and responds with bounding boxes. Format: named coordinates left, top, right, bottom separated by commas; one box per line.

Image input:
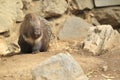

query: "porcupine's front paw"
left=32, top=50, right=40, bottom=54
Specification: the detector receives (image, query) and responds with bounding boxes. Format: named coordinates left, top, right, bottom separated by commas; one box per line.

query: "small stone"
left=102, top=65, right=108, bottom=72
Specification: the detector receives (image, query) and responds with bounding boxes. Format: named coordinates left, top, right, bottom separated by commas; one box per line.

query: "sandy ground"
left=0, top=47, right=120, bottom=80
left=0, top=14, right=120, bottom=80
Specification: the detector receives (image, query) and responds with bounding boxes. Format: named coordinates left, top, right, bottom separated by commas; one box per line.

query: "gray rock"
left=32, top=53, right=88, bottom=80
left=82, top=25, right=120, bottom=55
left=58, top=16, right=93, bottom=40
left=94, top=0, right=120, bottom=7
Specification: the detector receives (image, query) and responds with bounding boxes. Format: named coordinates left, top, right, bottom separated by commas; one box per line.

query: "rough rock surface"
left=0, top=39, right=9, bottom=55
left=74, top=0, right=94, bottom=10
left=16, top=0, right=24, bottom=22
left=39, top=0, right=68, bottom=17
left=58, top=16, right=93, bottom=40
left=0, top=0, right=24, bottom=33
left=22, top=0, right=32, bottom=10
left=93, top=7, right=120, bottom=29
left=32, top=53, right=88, bottom=80
left=0, top=38, right=20, bottom=56
left=82, top=25, right=120, bottom=55
left=0, top=0, right=24, bottom=55
left=26, top=0, right=68, bottom=17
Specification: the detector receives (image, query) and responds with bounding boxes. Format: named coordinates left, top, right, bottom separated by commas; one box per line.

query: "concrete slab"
left=94, top=0, right=120, bottom=7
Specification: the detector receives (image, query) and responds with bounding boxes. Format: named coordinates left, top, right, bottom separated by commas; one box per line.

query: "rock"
left=32, top=53, right=88, bottom=80
left=0, top=38, right=20, bottom=56
left=94, top=0, right=120, bottom=7
left=0, top=0, right=24, bottom=33
left=25, top=0, right=68, bottom=17
left=93, top=7, right=120, bottom=29
left=33, top=0, right=39, bottom=1
left=0, top=0, right=23, bottom=56
left=0, top=39, right=9, bottom=56
left=70, top=0, right=94, bottom=10
left=0, top=0, right=24, bottom=54
left=22, top=0, right=32, bottom=10
left=58, top=16, right=93, bottom=40
left=39, top=0, right=68, bottom=17
left=102, top=65, right=108, bottom=72
left=24, top=1, right=42, bottom=16
left=82, top=25, right=120, bottom=55
left=16, top=9, right=24, bottom=22
left=16, top=0, right=25, bottom=22
left=82, top=9, right=100, bottom=26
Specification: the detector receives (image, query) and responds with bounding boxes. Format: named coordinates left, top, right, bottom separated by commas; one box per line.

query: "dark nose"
left=34, top=28, right=40, bottom=35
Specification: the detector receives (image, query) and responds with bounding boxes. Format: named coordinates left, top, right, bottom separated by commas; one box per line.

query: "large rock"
left=82, top=25, right=120, bottom=55
left=70, top=0, right=94, bottom=10
left=39, top=0, right=68, bottom=17
left=0, top=0, right=24, bottom=33
left=25, top=0, right=68, bottom=17
left=32, top=53, right=88, bottom=80
left=58, top=16, right=93, bottom=40
left=93, top=7, right=120, bottom=29
left=94, top=0, right=120, bottom=7
left=0, top=0, right=23, bottom=55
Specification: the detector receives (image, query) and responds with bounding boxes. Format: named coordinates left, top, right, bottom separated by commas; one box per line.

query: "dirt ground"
left=0, top=45, right=120, bottom=80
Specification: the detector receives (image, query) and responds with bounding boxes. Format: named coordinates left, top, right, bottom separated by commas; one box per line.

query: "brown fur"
left=18, top=13, right=50, bottom=53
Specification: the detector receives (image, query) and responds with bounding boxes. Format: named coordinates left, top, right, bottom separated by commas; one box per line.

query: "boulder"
left=39, top=0, right=68, bottom=17
left=32, top=53, right=88, bottom=80
left=82, top=25, right=120, bottom=55
left=0, top=0, right=23, bottom=55
left=93, top=7, right=120, bottom=29
left=25, top=0, right=68, bottom=17
left=0, top=0, right=24, bottom=33
left=69, top=0, right=94, bottom=11
left=58, top=16, right=93, bottom=40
